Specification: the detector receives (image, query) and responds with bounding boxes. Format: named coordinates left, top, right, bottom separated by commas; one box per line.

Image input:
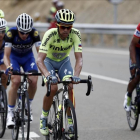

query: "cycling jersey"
left=4, top=27, right=41, bottom=72
left=39, top=28, right=82, bottom=62
left=5, top=27, right=41, bottom=56
left=134, top=23, right=140, bottom=48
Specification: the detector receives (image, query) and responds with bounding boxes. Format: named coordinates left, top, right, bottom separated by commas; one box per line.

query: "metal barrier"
left=7, top=22, right=137, bottom=46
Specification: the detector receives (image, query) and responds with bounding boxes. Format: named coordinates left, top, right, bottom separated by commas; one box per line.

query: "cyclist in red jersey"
left=124, top=23, right=140, bottom=111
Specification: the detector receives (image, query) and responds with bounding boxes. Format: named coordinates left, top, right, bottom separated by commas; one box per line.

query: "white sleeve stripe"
left=34, top=41, right=41, bottom=47
left=5, top=42, right=12, bottom=47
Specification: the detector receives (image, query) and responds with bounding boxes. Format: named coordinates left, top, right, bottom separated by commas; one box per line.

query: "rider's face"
left=0, top=30, right=5, bottom=41
left=57, top=23, right=73, bottom=39
left=18, top=31, right=29, bottom=40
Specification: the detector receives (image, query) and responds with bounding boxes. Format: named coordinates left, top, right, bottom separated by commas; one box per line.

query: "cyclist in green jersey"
left=0, top=9, right=9, bottom=32
left=37, top=9, right=83, bottom=136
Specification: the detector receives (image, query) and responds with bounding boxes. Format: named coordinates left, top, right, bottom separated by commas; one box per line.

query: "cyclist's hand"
left=71, top=76, right=80, bottom=84
left=130, top=63, right=137, bottom=76
left=5, top=66, right=13, bottom=75
left=44, top=75, right=58, bottom=85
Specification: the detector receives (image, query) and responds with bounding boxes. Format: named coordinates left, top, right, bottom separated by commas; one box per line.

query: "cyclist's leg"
left=0, top=53, right=7, bottom=89
left=7, top=55, right=21, bottom=128
left=40, top=58, right=58, bottom=135
left=58, top=57, right=75, bottom=133
left=124, top=47, right=140, bottom=111
left=22, top=54, right=38, bottom=121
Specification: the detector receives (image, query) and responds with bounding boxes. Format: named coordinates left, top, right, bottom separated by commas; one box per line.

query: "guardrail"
left=7, top=22, right=137, bottom=47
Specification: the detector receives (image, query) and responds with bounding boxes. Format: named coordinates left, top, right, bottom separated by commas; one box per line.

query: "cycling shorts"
left=44, top=57, right=73, bottom=81
left=10, top=52, right=38, bottom=72
left=0, top=52, right=4, bottom=65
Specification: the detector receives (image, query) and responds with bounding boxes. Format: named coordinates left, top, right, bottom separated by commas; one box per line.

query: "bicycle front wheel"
left=46, top=101, right=57, bottom=140
left=21, top=91, right=30, bottom=140
left=63, top=99, right=77, bottom=140
left=0, top=86, right=7, bottom=138
left=126, top=90, right=139, bottom=131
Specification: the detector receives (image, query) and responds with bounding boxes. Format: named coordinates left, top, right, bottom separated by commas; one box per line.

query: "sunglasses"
left=0, top=30, right=5, bottom=34
left=57, top=24, right=73, bottom=30
left=19, top=31, right=30, bottom=35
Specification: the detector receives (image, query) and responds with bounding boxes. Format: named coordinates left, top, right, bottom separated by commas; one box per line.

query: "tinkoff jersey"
left=39, top=28, right=82, bottom=62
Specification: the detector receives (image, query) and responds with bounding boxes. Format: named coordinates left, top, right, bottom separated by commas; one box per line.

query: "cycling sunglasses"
left=0, top=30, right=5, bottom=34
left=57, top=24, right=73, bottom=30
left=19, top=31, right=30, bottom=35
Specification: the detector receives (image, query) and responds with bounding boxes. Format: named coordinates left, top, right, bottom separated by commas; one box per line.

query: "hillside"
left=1, top=0, right=140, bottom=24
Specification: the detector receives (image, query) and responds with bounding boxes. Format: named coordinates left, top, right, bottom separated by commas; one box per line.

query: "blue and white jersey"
left=5, top=27, right=41, bottom=56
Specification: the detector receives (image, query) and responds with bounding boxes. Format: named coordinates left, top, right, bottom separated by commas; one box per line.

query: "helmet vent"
left=63, top=13, right=65, bottom=20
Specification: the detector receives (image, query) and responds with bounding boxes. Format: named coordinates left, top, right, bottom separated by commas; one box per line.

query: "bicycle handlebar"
left=46, top=75, right=93, bottom=97
left=6, top=72, right=43, bottom=86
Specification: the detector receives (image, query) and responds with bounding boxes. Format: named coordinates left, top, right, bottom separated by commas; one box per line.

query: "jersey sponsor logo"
left=71, top=29, right=81, bottom=41
left=12, top=44, right=32, bottom=49
left=39, top=48, right=48, bottom=52
left=78, top=48, right=82, bottom=51
left=34, top=31, right=39, bottom=37
left=7, top=31, right=12, bottom=38
left=50, top=45, right=72, bottom=51
left=134, top=29, right=140, bottom=37
left=52, top=53, right=66, bottom=59
left=42, top=31, right=57, bottom=46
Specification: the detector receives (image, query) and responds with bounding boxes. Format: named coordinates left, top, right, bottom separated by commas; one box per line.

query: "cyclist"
left=0, top=18, right=8, bottom=89
left=0, top=9, right=9, bottom=32
left=124, top=23, right=140, bottom=111
left=4, top=13, right=41, bottom=128
left=37, top=9, right=83, bottom=136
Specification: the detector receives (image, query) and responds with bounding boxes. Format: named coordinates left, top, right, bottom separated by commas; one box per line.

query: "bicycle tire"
left=21, top=91, right=30, bottom=140
left=0, top=85, right=7, bottom=138
left=46, top=101, right=57, bottom=140
left=63, top=99, right=77, bottom=140
left=11, top=91, right=21, bottom=140
left=126, top=90, right=139, bottom=131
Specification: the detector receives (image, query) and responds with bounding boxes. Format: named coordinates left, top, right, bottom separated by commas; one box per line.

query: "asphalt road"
left=2, top=47, right=140, bottom=140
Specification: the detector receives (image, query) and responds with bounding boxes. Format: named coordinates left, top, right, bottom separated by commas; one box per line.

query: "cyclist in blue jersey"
left=4, top=13, right=41, bottom=128
left=0, top=18, right=8, bottom=89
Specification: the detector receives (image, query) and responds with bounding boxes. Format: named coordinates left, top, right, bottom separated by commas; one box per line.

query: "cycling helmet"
left=0, top=18, right=7, bottom=30
left=55, top=9, right=75, bottom=24
left=16, top=13, right=33, bottom=33
left=0, top=10, right=4, bottom=18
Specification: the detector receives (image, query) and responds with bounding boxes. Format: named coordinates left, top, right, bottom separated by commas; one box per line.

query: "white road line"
left=84, top=48, right=129, bottom=55
left=81, top=71, right=128, bottom=85
left=19, top=131, right=40, bottom=139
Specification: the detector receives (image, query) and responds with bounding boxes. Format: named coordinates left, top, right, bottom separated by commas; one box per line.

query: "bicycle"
left=126, top=77, right=140, bottom=131
left=0, top=71, right=8, bottom=138
left=45, top=75, right=93, bottom=140
left=7, top=71, right=42, bottom=140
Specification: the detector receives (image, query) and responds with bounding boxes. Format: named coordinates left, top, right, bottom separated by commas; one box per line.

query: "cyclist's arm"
left=4, top=46, right=11, bottom=68
left=129, top=36, right=139, bottom=64
left=36, top=52, right=50, bottom=77
left=35, top=46, right=39, bottom=53
left=74, top=52, right=83, bottom=77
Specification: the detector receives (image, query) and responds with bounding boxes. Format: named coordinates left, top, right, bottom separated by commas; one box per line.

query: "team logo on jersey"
left=134, top=29, right=140, bottom=37
left=34, top=31, right=39, bottom=37
left=64, top=69, right=67, bottom=75
left=7, top=31, right=12, bottom=38
left=30, top=62, right=35, bottom=69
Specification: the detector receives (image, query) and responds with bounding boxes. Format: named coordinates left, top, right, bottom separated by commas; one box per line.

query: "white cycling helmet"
left=0, top=18, right=7, bottom=31
left=16, top=13, right=33, bottom=33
